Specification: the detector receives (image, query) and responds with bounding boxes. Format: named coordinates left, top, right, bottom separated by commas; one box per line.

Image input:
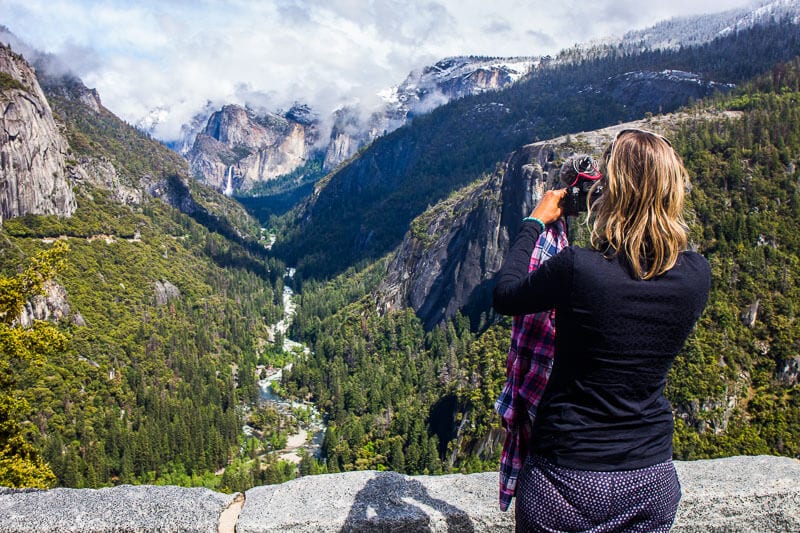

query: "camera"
left=559, top=155, right=603, bottom=216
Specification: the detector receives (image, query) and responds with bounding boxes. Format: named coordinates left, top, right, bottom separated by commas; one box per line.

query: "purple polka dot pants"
left=515, top=455, right=681, bottom=532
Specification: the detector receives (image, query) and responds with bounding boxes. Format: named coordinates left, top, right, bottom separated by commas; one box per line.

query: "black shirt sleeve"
left=492, top=220, right=573, bottom=316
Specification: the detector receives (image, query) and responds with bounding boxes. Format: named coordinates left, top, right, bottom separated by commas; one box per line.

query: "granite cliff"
left=188, top=57, right=537, bottom=191
left=0, top=42, right=208, bottom=218
left=322, top=107, right=365, bottom=171
left=0, top=45, right=75, bottom=222
left=376, top=116, right=682, bottom=330
left=188, top=104, right=318, bottom=193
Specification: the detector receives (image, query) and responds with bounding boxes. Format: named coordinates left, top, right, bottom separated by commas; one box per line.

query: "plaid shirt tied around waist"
left=494, top=218, right=568, bottom=511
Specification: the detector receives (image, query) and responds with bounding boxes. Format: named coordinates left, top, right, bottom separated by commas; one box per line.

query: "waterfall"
left=224, top=166, right=234, bottom=196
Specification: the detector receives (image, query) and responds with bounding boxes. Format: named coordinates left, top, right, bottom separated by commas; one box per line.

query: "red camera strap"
left=569, top=171, right=603, bottom=187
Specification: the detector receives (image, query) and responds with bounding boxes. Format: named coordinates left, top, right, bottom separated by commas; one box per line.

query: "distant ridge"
left=274, top=18, right=800, bottom=281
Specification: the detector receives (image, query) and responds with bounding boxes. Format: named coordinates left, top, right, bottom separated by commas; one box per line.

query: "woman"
left=493, top=129, right=711, bottom=532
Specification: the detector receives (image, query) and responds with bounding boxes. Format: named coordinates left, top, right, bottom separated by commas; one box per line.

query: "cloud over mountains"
left=3, top=0, right=753, bottom=141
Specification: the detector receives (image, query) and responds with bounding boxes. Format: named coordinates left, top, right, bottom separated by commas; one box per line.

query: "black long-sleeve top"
left=493, top=220, right=711, bottom=470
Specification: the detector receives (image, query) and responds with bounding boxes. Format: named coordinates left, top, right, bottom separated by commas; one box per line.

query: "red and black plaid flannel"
left=495, top=218, right=568, bottom=511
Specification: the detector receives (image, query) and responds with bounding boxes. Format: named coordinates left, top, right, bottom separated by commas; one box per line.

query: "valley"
left=0, top=2, right=799, bottom=495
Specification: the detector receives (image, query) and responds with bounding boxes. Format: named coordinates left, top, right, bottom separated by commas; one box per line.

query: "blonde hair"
left=589, top=129, right=689, bottom=279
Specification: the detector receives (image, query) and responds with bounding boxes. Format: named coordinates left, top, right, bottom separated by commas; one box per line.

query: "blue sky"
left=2, top=0, right=755, bottom=141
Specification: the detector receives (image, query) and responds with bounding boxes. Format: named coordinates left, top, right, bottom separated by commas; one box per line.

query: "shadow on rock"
left=341, top=471, right=475, bottom=532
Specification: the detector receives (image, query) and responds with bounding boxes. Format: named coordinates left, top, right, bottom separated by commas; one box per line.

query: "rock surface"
left=672, top=455, right=800, bottom=532
left=0, top=44, right=75, bottom=221
left=322, top=107, right=368, bottom=172
left=188, top=104, right=318, bottom=193
left=238, top=470, right=509, bottom=533
left=0, top=456, right=797, bottom=532
left=154, top=280, right=181, bottom=306
left=375, top=122, right=578, bottom=329
left=0, top=484, right=234, bottom=532
left=18, top=279, right=82, bottom=327
left=69, top=157, right=145, bottom=206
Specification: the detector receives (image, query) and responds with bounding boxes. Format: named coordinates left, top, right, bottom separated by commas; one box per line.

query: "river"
left=250, top=270, right=326, bottom=464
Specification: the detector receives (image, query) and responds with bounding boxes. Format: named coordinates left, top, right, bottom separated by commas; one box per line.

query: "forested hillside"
left=0, top=66, right=290, bottom=489
left=282, top=58, right=800, bottom=474
left=668, top=61, right=800, bottom=457
left=274, top=20, right=800, bottom=283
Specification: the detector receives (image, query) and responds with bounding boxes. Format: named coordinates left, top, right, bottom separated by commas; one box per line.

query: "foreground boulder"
left=0, top=455, right=797, bottom=531
left=0, top=485, right=234, bottom=532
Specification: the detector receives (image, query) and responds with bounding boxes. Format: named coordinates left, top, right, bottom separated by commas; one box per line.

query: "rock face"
left=376, top=172, right=510, bottom=331
left=68, top=156, right=146, bottom=206
left=189, top=57, right=538, bottom=186
left=18, top=279, right=84, bottom=328
left=375, top=125, right=590, bottom=330
left=0, top=456, right=797, bottom=532
left=188, top=104, right=318, bottom=193
left=0, top=484, right=234, bottom=533
left=168, top=101, right=220, bottom=156
left=0, top=45, right=75, bottom=221
left=40, top=70, right=104, bottom=115
left=322, top=107, right=366, bottom=171
left=0, top=43, right=228, bottom=222
left=154, top=280, right=181, bottom=306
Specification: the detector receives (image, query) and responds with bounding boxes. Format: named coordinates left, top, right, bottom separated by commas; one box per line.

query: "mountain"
left=275, top=20, right=800, bottom=282
left=3, top=2, right=800, bottom=492
left=551, top=0, right=800, bottom=64
left=184, top=1, right=800, bottom=198
left=0, top=43, right=293, bottom=491
left=187, top=103, right=319, bottom=194
left=393, top=56, right=536, bottom=107
left=619, top=0, right=800, bottom=51
left=186, top=57, right=537, bottom=195
left=321, top=57, right=538, bottom=170
left=0, top=44, right=75, bottom=221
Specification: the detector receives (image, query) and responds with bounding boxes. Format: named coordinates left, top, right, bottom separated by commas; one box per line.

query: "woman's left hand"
left=530, top=188, right=567, bottom=225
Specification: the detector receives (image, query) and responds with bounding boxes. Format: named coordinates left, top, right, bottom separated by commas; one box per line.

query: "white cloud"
left=1, top=0, right=756, bottom=141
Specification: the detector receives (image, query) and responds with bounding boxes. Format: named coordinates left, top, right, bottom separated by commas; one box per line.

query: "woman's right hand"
left=530, top=188, right=567, bottom=225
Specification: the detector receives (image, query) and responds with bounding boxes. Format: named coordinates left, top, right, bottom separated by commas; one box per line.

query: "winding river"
left=253, top=271, right=326, bottom=464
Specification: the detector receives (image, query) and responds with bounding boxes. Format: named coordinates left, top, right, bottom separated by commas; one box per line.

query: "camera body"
left=559, top=155, right=603, bottom=217
left=563, top=179, right=603, bottom=216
